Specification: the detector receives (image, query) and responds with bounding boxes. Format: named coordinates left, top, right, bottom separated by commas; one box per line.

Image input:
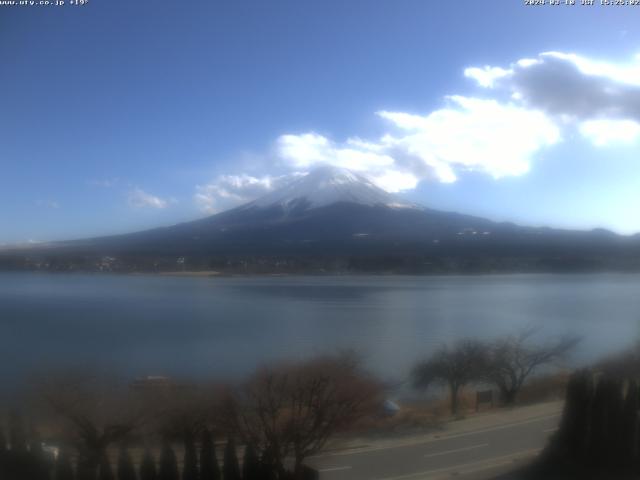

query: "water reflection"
left=0, top=273, right=639, bottom=389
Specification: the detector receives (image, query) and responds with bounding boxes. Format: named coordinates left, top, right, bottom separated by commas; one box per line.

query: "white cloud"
left=195, top=173, right=302, bottom=213
left=271, top=95, right=559, bottom=189
left=579, top=119, right=640, bottom=146
left=277, top=133, right=395, bottom=171
left=464, top=66, right=511, bottom=88
left=466, top=52, right=640, bottom=123
left=367, top=169, right=420, bottom=192
left=196, top=95, right=559, bottom=210
left=378, top=96, right=560, bottom=181
left=128, top=188, right=170, bottom=209
left=277, top=134, right=331, bottom=168
left=544, top=51, right=640, bottom=86
left=195, top=51, right=640, bottom=213
left=276, top=132, right=415, bottom=192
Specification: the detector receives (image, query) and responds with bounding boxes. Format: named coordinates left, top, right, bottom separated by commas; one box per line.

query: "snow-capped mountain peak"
left=248, top=165, right=416, bottom=211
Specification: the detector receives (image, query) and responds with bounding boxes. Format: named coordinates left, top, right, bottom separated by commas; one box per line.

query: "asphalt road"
left=309, top=412, right=560, bottom=480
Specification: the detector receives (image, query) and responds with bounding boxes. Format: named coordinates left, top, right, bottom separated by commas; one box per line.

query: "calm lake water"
left=1, top=272, right=639, bottom=387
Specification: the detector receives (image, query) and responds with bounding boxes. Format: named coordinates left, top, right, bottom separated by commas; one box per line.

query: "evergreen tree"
left=0, top=425, right=7, bottom=453
left=8, top=412, right=27, bottom=453
left=588, top=376, right=609, bottom=468
left=0, top=427, right=6, bottom=480
left=117, top=447, right=137, bottom=480
left=604, top=378, right=624, bottom=466
left=30, top=430, right=52, bottom=480
left=621, top=379, right=639, bottom=468
left=2, top=413, right=33, bottom=480
left=54, top=448, right=75, bottom=480
left=182, top=433, right=198, bottom=480
left=241, top=444, right=260, bottom=480
left=556, top=370, right=593, bottom=463
left=99, top=453, right=115, bottom=480
left=222, top=438, right=241, bottom=480
left=139, top=449, right=157, bottom=480
left=258, top=447, right=277, bottom=480
left=158, top=441, right=179, bottom=480
left=199, top=430, right=220, bottom=480
left=538, top=372, right=640, bottom=478
left=76, top=456, right=98, bottom=480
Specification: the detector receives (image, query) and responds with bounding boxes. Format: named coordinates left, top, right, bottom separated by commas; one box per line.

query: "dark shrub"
left=222, top=439, right=240, bottom=480
left=139, top=449, right=157, bottom=480
left=199, top=430, right=219, bottom=480
left=158, top=441, right=179, bottom=480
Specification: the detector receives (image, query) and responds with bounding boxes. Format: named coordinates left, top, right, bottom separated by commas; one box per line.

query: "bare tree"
left=228, top=353, right=381, bottom=479
left=152, top=390, right=209, bottom=441
left=485, top=328, right=579, bottom=404
left=37, top=373, right=146, bottom=477
left=412, top=340, right=487, bottom=415
left=134, top=380, right=228, bottom=443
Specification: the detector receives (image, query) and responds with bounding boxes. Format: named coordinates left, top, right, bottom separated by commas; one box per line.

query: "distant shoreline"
left=152, top=270, right=293, bottom=278
left=155, top=270, right=225, bottom=277
left=4, top=268, right=640, bottom=278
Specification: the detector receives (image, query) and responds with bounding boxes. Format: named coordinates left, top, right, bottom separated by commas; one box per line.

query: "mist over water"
left=1, top=272, right=639, bottom=388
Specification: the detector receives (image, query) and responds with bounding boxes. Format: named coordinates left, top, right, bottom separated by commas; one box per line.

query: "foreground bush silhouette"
left=54, top=448, right=76, bottom=480
left=222, top=438, right=241, bottom=480
left=40, top=374, right=142, bottom=480
left=29, top=429, right=53, bottom=480
left=9, top=412, right=28, bottom=454
left=98, top=453, right=114, bottom=480
left=117, top=447, right=136, bottom=480
left=621, top=379, right=638, bottom=468
left=139, top=449, right=157, bottom=480
left=0, top=418, right=55, bottom=480
left=527, top=371, right=640, bottom=479
left=158, top=441, right=178, bottom=480
left=0, top=426, right=6, bottom=453
left=182, top=433, right=198, bottom=480
left=199, top=430, right=220, bottom=480
left=242, top=443, right=260, bottom=480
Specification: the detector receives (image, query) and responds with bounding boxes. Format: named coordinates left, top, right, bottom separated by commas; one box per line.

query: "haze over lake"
left=1, top=272, right=639, bottom=387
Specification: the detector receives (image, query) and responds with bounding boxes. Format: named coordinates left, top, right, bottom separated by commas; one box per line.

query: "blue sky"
left=2, top=0, right=640, bottom=243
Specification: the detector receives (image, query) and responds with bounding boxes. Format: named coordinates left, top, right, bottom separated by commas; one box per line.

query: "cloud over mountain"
left=195, top=52, right=640, bottom=213
left=194, top=173, right=303, bottom=213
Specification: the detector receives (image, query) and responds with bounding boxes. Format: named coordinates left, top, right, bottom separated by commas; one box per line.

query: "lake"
left=1, top=272, right=639, bottom=388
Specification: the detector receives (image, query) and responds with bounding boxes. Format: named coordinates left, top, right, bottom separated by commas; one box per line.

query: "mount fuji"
left=2, top=165, right=639, bottom=273
left=246, top=166, right=415, bottom=211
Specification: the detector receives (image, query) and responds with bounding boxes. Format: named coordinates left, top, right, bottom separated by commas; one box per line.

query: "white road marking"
left=375, top=448, right=542, bottom=480
left=439, top=414, right=561, bottom=440
left=543, top=427, right=558, bottom=433
left=424, top=442, right=488, bottom=458
left=318, top=466, right=352, bottom=473
left=314, top=412, right=560, bottom=458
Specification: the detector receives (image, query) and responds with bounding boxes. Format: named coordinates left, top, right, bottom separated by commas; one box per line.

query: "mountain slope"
left=2, top=166, right=640, bottom=273
left=247, top=166, right=415, bottom=211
